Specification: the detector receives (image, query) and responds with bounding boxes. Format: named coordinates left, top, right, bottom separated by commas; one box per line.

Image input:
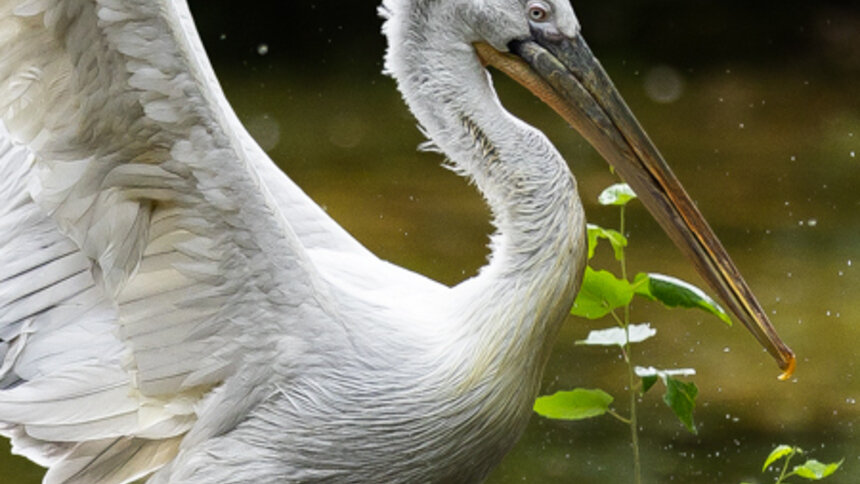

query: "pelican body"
left=0, top=0, right=793, bottom=483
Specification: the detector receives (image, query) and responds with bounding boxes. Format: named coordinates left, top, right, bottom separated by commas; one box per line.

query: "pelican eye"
left=526, top=2, right=550, bottom=22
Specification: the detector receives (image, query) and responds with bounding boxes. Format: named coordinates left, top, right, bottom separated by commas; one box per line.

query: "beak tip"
left=777, top=354, right=797, bottom=381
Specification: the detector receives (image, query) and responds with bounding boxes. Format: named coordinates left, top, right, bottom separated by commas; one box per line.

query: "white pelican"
left=0, top=0, right=794, bottom=482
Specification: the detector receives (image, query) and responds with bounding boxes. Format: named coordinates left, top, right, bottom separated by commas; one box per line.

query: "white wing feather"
left=0, top=0, right=377, bottom=481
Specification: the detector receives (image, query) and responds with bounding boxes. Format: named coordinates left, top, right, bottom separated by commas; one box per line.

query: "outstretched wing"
left=0, top=0, right=364, bottom=481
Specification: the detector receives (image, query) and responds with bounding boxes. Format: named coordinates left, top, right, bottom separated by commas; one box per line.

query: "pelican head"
left=464, top=0, right=582, bottom=49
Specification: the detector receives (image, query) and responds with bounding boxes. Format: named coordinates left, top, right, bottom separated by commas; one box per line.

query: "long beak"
left=475, top=31, right=796, bottom=380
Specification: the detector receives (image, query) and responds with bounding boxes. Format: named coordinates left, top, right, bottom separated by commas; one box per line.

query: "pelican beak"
left=474, top=32, right=796, bottom=380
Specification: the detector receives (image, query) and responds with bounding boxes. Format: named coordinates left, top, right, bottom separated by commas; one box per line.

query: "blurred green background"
left=2, top=1, right=858, bottom=482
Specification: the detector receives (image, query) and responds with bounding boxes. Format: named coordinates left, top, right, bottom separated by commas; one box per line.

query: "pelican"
left=0, top=0, right=795, bottom=482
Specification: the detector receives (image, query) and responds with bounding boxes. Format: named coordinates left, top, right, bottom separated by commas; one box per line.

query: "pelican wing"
left=0, top=1, right=359, bottom=481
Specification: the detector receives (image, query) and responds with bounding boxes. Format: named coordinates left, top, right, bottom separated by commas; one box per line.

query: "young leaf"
left=586, top=224, right=601, bottom=260
left=586, top=224, right=628, bottom=261
left=534, top=388, right=614, bottom=421
left=633, top=273, right=732, bottom=326
left=762, top=445, right=796, bottom=471
left=598, top=183, right=638, bottom=206
left=663, top=377, right=698, bottom=434
left=792, top=459, right=843, bottom=480
left=640, top=375, right=658, bottom=394
left=577, top=324, right=656, bottom=347
left=570, top=267, right=634, bottom=319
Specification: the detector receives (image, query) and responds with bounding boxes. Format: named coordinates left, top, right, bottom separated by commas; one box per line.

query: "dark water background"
left=2, top=1, right=858, bottom=482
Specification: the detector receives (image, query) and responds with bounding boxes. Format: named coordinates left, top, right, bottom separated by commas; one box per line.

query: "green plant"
left=533, top=183, right=732, bottom=484
left=741, top=444, right=843, bottom=483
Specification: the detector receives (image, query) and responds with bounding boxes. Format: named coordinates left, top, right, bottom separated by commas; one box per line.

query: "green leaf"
left=641, top=375, right=658, bottom=394
left=792, top=459, right=843, bottom=480
left=586, top=224, right=627, bottom=261
left=570, top=267, right=634, bottom=319
left=598, top=183, right=638, bottom=206
left=663, top=377, right=698, bottom=434
left=633, top=273, right=732, bottom=326
left=577, top=323, right=656, bottom=347
left=534, top=388, right=614, bottom=421
left=763, top=445, right=796, bottom=471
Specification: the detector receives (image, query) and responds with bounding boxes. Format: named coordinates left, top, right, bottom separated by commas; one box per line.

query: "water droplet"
left=257, top=43, right=269, bottom=56
left=643, top=65, right=685, bottom=104
left=244, top=113, right=281, bottom=152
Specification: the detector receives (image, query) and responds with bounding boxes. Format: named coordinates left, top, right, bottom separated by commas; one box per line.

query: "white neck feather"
left=383, top=1, right=586, bottom=378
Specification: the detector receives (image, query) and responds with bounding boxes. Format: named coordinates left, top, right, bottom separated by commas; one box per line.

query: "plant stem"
left=609, top=309, right=625, bottom=328
left=618, top=205, right=642, bottom=484
left=776, top=448, right=797, bottom=484
left=625, top=330, right=642, bottom=484
left=619, top=205, right=628, bottom=282
left=607, top=408, right=632, bottom=425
